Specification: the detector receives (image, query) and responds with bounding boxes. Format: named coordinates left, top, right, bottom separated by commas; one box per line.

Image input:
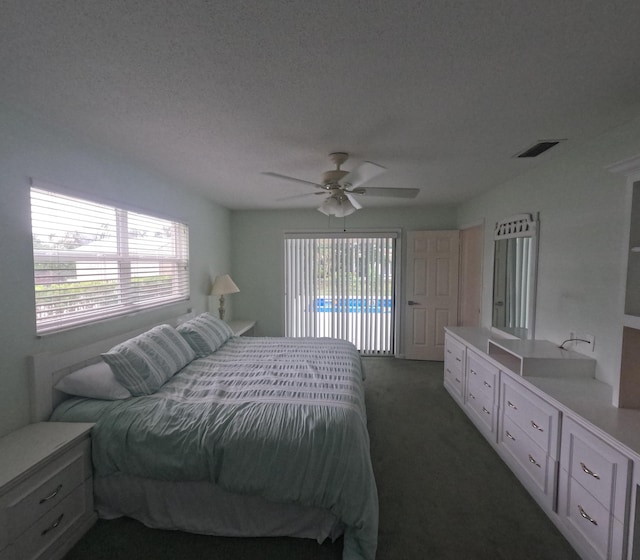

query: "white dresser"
left=444, top=327, right=640, bottom=560
left=0, top=422, right=96, bottom=560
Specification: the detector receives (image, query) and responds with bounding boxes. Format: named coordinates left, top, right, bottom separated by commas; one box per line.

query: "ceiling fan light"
left=318, top=196, right=339, bottom=216
left=317, top=194, right=357, bottom=217
left=336, top=199, right=357, bottom=217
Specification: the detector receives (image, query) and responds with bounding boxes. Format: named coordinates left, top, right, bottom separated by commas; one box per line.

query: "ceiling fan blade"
left=344, top=192, right=363, bottom=210
left=262, top=172, right=324, bottom=189
left=277, top=192, right=321, bottom=201
left=341, top=161, right=386, bottom=189
left=352, top=187, right=420, bottom=198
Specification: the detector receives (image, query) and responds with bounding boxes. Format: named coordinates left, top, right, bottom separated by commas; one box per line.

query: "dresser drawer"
left=467, top=350, right=498, bottom=403
left=466, top=388, right=496, bottom=434
left=444, top=369, right=464, bottom=401
left=500, top=375, right=560, bottom=458
left=444, top=336, right=465, bottom=401
left=557, top=469, right=625, bottom=560
left=560, top=417, right=630, bottom=522
left=444, top=335, right=465, bottom=377
left=500, top=415, right=555, bottom=499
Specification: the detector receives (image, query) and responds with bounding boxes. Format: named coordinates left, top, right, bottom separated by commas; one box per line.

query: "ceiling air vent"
left=515, top=140, right=564, bottom=158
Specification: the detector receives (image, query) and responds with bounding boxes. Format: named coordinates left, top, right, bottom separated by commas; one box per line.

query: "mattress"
left=51, top=336, right=378, bottom=560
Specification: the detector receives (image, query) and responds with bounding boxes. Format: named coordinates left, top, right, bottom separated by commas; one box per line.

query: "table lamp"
left=210, top=274, right=240, bottom=320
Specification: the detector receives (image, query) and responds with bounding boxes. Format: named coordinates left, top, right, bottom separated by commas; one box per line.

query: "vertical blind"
left=284, top=233, right=396, bottom=355
left=31, top=184, right=190, bottom=334
left=506, top=236, right=531, bottom=330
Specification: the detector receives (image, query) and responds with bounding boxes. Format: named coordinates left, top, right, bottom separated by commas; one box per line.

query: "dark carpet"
left=64, top=358, right=579, bottom=560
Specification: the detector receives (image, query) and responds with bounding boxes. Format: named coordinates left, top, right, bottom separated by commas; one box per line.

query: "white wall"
left=458, top=116, right=640, bottom=389
left=230, top=206, right=458, bottom=336
left=3, top=104, right=638, bottom=438
left=0, top=104, right=231, bottom=437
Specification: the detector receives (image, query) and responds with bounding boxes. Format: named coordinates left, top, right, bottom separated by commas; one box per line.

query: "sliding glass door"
left=284, top=232, right=397, bottom=355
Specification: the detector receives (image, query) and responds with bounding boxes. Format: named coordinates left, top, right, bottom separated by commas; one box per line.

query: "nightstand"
left=227, top=320, right=256, bottom=336
left=0, top=422, right=96, bottom=560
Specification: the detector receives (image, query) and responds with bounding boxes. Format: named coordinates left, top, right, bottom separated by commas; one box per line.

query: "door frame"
left=283, top=227, right=402, bottom=355
left=458, top=220, right=485, bottom=328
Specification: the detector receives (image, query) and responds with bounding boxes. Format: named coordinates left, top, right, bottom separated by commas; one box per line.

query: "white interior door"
left=404, top=230, right=459, bottom=360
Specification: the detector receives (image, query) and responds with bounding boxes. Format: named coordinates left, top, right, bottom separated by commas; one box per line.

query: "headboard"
left=29, top=312, right=195, bottom=422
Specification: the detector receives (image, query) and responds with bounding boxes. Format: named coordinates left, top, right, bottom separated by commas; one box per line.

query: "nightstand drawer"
left=0, top=423, right=95, bottom=560
left=4, top=440, right=89, bottom=542
left=5, top=446, right=88, bottom=541
left=9, top=484, right=88, bottom=560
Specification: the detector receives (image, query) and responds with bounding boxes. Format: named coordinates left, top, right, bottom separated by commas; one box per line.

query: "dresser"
left=0, top=422, right=96, bottom=560
left=444, top=327, right=640, bottom=560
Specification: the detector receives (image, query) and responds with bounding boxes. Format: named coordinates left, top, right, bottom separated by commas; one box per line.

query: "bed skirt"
left=94, top=473, right=344, bottom=542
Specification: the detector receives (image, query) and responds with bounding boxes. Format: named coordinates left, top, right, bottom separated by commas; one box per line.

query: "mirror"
left=492, top=214, right=538, bottom=339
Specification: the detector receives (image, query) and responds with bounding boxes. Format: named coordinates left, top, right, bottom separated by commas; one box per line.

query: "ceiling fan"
left=263, top=152, right=419, bottom=217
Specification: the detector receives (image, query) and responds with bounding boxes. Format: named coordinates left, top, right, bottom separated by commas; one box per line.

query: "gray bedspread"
left=51, top=336, right=378, bottom=560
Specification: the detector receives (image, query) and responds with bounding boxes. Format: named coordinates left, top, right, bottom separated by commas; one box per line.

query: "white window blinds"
left=284, top=233, right=396, bottom=355
left=31, top=184, right=189, bottom=334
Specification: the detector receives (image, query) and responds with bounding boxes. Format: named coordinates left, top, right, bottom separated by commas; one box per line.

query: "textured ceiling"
left=1, top=1, right=640, bottom=210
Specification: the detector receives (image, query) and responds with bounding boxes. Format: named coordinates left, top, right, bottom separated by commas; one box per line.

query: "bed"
left=30, top=313, right=378, bottom=560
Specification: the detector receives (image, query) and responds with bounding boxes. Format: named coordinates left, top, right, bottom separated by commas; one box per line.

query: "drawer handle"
left=470, top=369, right=477, bottom=375
left=447, top=349, right=452, bottom=354
left=455, top=377, right=461, bottom=384
left=578, top=505, right=598, bottom=526
left=507, top=401, right=517, bottom=410
left=580, top=462, right=601, bottom=480
left=482, top=406, right=491, bottom=415
left=530, top=420, right=544, bottom=432
left=506, top=430, right=516, bottom=441
left=41, top=513, right=64, bottom=536
left=39, top=484, right=63, bottom=504
left=469, top=392, right=476, bottom=400
left=446, top=368, right=451, bottom=374
left=483, top=380, right=491, bottom=388
left=528, top=454, right=541, bottom=468
left=456, top=357, right=461, bottom=362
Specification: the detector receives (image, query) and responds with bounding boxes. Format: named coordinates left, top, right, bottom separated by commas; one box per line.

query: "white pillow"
left=55, top=362, right=132, bottom=400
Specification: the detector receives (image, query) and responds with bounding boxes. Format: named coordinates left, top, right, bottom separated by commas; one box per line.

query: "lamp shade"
left=210, top=274, right=240, bottom=296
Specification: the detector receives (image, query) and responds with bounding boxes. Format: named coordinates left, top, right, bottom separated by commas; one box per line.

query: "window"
left=284, top=232, right=397, bottom=355
left=30, top=184, right=189, bottom=334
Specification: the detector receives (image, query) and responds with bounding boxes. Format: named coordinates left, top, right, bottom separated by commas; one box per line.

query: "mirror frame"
left=492, top=213, right=539, bottom=339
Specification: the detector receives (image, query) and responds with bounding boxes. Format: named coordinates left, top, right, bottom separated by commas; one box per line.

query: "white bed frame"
left=27, top=315, right=342, bottom=543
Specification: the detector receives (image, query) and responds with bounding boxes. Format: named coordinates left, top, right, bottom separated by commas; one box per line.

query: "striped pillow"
left=102, top=324, right=196, bottom=396
left=177, top=313, right=234, bottom=358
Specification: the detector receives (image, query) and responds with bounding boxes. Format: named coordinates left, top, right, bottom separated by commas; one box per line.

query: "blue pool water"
left=314, top=297, right=392, bottom=313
